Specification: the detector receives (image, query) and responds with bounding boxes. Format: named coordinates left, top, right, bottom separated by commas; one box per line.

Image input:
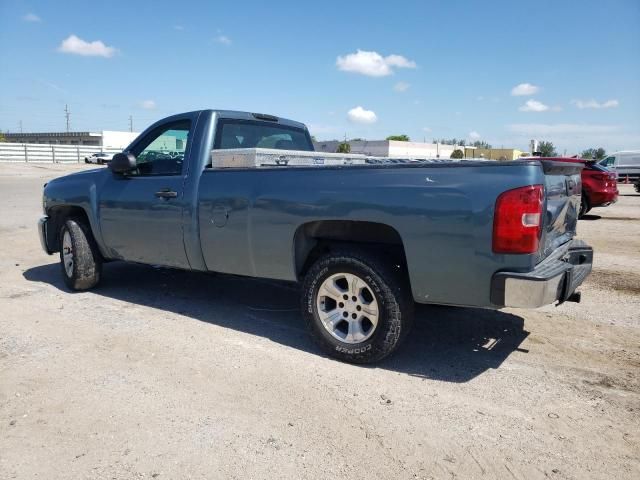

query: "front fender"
left=43, top=169, right=109, bottom=256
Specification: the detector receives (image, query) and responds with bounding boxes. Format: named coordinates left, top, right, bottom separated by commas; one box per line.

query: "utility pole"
left=128, top=115, right=133, bottom=132
left=19, top=120, right=23, bottom=133
left=64, top=104, right=70, bottom=132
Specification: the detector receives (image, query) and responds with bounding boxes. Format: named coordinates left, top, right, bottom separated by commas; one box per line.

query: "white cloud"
left=58, top=35, right=117, bottom=58
left=572, top=99, right=619, bottom=109
left=511, top=83, right=540, bottom=96
left=23, top=13, right=41, bottom=22
left=476, top=96, right=484, bottom=101
left=393, top=81, right=410, bottom=92
left=469, top=131, right=481, bottom=140
left=336, top=50, right=416, bottom=77
left=215, top=35, right=231, bottom=45
left=422, top=127, right=432, bottom=133
left=139, top=100, right=156, bottom=110
left=173, top=25, right=184, bottom=31
left=347, top=106, right=377, bottom=124
left=384, top=55, right=416, bottom=69
left=519, top=99, right=550, bottom=112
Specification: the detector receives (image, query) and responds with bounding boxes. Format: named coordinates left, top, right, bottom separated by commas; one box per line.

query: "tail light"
left=493, top=185, right=544, bottom=254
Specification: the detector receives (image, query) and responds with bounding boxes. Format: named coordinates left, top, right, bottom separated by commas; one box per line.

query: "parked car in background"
left=525, top=157, right=618, bottom=217
left=84, top=152, right=114, bottom=165
left=598, top=151, right=640, bottom=182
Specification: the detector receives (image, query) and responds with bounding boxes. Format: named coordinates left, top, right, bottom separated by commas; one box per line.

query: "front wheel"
left=59, top=218, right=102, bottom=290
left=301, top=249, right=413, bottom=364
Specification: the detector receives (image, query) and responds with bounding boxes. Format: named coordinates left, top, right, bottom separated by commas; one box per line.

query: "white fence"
left=0, top=142, right=122, bottom=163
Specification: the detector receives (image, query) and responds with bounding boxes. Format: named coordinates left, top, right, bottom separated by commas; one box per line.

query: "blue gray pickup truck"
left=38, top=109, right=593, bottom=363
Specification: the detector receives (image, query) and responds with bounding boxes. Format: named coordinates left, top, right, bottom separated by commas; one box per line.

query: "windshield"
left=214, top=119, right=313, bottom=151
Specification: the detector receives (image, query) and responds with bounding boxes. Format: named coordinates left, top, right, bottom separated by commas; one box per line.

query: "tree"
left=471, top=140, right=492, bottom=149
left=0, top=132, right=6, bottom=142
left=386, top=134, right=410, bottom=141
left=349, top=137, right=363, bottom=141
left=581, top=147, right=606, bottom=160
left=310, top=135, right=317, bottom=142
left=450, top=149, right=464, bottom=159
left=336, top=142, right=351, bottom=153
left=538, top=141, right=557, bottom=157
left=434, top=138, right=459, bottom=145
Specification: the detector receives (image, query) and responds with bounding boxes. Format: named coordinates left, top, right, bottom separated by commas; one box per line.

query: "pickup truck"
left=38, top=109, right=593, bottom=363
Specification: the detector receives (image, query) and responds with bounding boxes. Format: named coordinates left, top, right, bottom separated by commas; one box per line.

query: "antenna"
left=128, top=115, right=133, bottom=132
left=64, top=104, right=70, bottom=132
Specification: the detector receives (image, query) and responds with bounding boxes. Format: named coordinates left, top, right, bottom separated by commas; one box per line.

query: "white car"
left=84, top=152, right=114, bottom=165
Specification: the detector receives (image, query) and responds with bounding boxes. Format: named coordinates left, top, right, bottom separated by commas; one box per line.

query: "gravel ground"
left=1, top=163, right=639, bottom=480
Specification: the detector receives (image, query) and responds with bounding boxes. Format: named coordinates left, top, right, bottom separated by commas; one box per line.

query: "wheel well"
left=294, top=220, right=408, bottom=279
left=46, top=206, right=91, bottom=253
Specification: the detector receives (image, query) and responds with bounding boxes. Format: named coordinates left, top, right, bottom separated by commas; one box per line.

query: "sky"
left=0, top=0, right=639, bottom=153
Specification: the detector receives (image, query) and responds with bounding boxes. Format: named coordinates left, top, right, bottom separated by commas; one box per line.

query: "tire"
left=59, top=218, right=102, bottom=291
left=579, top=192, right=590, bottom=218
left=301, top=248, right=413, bottom=364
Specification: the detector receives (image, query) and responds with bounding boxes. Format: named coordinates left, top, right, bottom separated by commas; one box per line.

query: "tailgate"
left=538, top=160, right=582, bottom=261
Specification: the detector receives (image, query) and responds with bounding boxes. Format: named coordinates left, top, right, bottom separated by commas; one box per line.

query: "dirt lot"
left=1, top=163, right=639, bottom=480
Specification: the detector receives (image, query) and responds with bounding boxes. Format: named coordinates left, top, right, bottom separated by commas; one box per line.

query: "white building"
left=4, top=130, right=140, bottom=149
left=313, top=139, right=462, bottom=159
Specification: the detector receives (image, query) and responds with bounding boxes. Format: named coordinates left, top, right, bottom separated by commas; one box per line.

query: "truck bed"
left=195, top=159, right=552, bottom=307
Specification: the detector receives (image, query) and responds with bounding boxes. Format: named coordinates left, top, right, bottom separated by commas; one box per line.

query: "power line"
left=64, top=104, right=70, bottom=132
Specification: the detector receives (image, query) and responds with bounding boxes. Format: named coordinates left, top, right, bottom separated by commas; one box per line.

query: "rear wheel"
left=59, top=218, right=102, bottom=290
left=301, top=248, right=413, bottom=363
left=579, top=191, right=590, bottom=218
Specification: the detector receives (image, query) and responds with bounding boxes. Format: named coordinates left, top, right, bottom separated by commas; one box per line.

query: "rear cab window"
left=213, top=119, right=313, bottom=152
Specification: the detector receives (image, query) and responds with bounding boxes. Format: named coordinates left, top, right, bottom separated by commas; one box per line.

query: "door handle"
left=155, top=188, right=178, bottom=199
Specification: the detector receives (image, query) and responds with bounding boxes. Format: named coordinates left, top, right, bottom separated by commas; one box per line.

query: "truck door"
left=98, top=119, right=191, bottom=268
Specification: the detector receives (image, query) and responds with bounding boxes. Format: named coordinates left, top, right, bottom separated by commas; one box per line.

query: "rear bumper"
left=589, top=190, right=618, bottom=207
left=490, top=240, right=593, bottom=308
left=38, top=216, right=53, bottom=255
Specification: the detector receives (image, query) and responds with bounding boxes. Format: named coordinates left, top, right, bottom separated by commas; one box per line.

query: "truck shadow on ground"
left=24, top=261, right=529, bottom=383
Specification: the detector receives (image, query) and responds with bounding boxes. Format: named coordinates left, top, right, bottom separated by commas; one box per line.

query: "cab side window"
left=602, top=156, right=615, bottom=167
left=130, top=120, right=191, bottom=176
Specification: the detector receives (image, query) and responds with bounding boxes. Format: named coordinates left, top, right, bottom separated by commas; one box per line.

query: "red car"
left=527, top=157, right=618, bottom=217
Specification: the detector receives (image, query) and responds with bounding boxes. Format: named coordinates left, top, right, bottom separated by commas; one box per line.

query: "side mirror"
left=109, top=152, right=137, bottom=174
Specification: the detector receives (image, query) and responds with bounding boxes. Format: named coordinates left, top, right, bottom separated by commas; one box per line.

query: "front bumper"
left=490, top=240, right=593, bottom=308
left=38, top=216, right=53, bottom=255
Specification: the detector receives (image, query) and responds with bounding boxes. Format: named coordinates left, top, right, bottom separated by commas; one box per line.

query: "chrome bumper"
left=38, top=216, right=52, bottom=255
left=491, top=240, right=593, bottom=308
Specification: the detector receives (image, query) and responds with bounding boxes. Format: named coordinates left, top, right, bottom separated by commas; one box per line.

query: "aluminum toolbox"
left=209, top=148, right=480, bottom=169
left=210, top=148, right=369, bottom=168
